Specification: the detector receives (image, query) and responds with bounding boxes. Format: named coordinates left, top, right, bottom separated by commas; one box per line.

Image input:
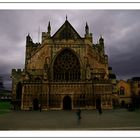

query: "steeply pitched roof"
left=52, top=19, right=82, bottom=40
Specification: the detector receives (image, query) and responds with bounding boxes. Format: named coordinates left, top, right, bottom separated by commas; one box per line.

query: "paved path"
left=0, top=109, right=140, bottom=130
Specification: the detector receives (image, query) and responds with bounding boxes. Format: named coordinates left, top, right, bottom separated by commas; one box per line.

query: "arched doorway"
left=15, top=82, right=22, bottom=110
left=63, top=96, right=72, bottom=110
left=53, top=48, right=80, bottom=82
left=16, top=82, right=22, bottom=100
left=33, top=98, right=39, bottom=110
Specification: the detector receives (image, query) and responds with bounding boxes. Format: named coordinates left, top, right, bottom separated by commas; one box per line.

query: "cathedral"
left=11, top=17, right=114, bottom=110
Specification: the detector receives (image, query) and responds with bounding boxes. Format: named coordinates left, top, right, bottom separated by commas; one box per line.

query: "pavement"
left=0, top=108, right=140, bottom=130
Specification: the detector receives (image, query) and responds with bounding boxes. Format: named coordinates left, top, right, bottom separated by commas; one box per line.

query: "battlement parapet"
left=12, top=69, right=25, bottom=75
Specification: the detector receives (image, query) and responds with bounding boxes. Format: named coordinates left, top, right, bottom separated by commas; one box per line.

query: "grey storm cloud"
left=0, top=10, right=140, bottom=86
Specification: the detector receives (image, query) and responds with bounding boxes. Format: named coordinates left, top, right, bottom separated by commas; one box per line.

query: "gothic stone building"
left=11, top=18, right=113, bottom=110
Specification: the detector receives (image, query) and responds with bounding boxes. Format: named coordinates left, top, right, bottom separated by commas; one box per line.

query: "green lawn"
left=0, top=101, right=11, bottom=114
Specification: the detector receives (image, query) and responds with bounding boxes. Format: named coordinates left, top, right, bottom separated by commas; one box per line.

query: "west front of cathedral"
left=11, top=18, right=115, bottom=110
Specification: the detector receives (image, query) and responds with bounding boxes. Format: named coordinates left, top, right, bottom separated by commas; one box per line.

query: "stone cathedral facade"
left=11, top=18, right=114, bottom=110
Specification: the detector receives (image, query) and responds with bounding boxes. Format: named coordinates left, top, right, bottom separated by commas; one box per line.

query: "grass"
left=0, top=101, right=11, bottom=115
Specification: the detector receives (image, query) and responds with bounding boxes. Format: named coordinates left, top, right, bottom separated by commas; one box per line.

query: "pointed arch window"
left=53, top=49, right=80, bottom=81
left=120, top=86, right=125, bottom=95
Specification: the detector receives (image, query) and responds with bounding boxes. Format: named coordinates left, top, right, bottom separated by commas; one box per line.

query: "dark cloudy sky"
left=0, top=10, right=140, bottom=88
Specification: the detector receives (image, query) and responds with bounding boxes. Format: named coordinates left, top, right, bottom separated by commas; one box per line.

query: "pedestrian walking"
left=97, top=105, right=102, bottom=114
left=76, top=109, right=81, bottom=120
left=96, top=98, right=102, bottom=115
left=76, top=109, right=81, bottom=125
left=39, top=104, right=42, bottom=112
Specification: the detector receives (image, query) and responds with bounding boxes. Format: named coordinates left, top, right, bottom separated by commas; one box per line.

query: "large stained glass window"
left=53, top=49, right=80, bottom=81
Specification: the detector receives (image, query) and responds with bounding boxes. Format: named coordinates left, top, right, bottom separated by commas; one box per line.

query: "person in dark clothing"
left=76, top=109, right=81, bottom=120
left=76, top=109, right=81, bottom=125
left=96, top=98, right=102, bottom=115
left=39, top=104, right=42, bottom=112
left=97, top=105, right=102, bottom=114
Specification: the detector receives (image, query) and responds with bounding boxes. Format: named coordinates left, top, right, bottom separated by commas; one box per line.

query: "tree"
left=0, top=76, right=4, bottom=91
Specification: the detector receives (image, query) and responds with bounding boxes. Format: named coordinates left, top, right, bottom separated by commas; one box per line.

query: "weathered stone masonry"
left=11, top=18, right=114, bottom=110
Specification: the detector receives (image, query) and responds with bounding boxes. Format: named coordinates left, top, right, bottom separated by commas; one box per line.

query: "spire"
left=85, top=22, right=89, bottom=35
left=38, top=26, right=40, bottom=43
left=99, top=35, right=104, bottom=45
left=66, top=14, right=67, bottom=21
left=100, top=34, right=103, bottom=39
left=26, top=33, right=32, bottom=44
left=26, top=33, right=33, bottom=47
left=85, top=22, right=92, bottom=42
left=47, top=21, right=51, bottom=35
